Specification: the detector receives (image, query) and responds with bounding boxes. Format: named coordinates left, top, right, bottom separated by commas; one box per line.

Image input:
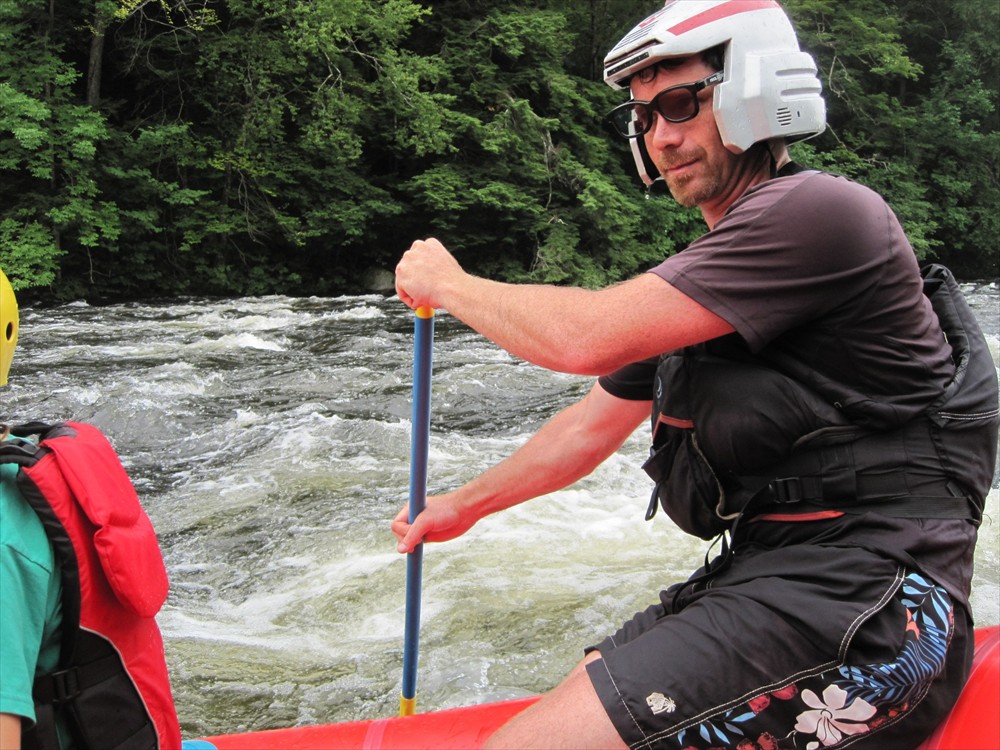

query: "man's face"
left=630, top=57, right=742, bottom=210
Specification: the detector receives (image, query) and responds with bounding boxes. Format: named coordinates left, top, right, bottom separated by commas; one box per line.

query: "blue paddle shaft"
left=402, top=308, right=434, bottom=705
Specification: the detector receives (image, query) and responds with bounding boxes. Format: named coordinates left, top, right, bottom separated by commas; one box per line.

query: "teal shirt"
left=0, top=455, right=63, bottom=726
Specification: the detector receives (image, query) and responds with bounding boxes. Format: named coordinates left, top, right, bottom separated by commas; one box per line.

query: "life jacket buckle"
left=770, top=475, right=828, bottom=505
left=770, top=477, right=803, bottom=504
left=48, top=668, right=81, bottom=704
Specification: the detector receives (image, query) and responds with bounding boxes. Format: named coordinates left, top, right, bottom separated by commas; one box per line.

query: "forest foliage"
left=1, top=0, right=997, bottom=302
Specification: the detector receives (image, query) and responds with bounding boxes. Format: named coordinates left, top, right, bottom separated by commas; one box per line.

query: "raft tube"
left=917, top=624, right=999, bottom=750
left=195, top=626, right=998, bottom=750
left=196, top=696, right=540, bottom=750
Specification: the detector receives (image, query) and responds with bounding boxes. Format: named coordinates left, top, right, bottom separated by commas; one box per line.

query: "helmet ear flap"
left=714, top=49, right=826, bottom=153
left=630, top=136, right=662, bottom=187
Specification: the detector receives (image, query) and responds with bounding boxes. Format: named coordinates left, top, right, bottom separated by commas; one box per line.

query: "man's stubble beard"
left=666, top=168, right=721, bottom=208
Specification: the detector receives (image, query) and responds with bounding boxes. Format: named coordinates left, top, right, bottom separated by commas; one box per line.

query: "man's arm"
left=393, top=382, right=650, bottom=552
left=395, top=238, right=733, bottom=376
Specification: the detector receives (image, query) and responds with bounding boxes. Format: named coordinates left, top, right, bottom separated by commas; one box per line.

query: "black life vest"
left=643, top=264, right=999, bottom=540
left=0, top=422, right=181, bottom=750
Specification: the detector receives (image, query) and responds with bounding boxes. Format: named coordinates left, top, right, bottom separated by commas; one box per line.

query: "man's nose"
left=647, top=112, right=685, bottom=149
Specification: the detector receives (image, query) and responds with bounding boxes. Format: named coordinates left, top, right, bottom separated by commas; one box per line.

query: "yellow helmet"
left=1, top=269, right=18, bottom=386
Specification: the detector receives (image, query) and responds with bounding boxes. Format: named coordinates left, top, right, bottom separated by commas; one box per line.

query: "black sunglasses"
left=606, top=71, right=724, bottom=139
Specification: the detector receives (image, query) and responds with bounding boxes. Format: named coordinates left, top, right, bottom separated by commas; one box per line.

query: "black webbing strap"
left=765, top=482, right=976, bottom=520
left=33, top=654, right=122, bottom=704
left=740, top=437, right=980, bottom=523
left=752, top=472, right=977, bottom=521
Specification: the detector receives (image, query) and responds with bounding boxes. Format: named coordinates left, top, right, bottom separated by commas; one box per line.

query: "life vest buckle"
left=769, top=476, right=825, bottom=504
left=47, top=668, right=81, bottom=704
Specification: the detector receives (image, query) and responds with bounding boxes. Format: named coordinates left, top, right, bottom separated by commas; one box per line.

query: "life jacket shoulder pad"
left=1, top=421, right=181, bottom=750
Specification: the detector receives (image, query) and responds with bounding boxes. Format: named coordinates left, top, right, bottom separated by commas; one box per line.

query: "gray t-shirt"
left=599, top=167, right=976, bottom=612
left=601, top=169, right=954, bottom=420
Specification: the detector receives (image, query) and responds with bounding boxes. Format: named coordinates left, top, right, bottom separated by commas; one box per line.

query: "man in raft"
left=393, top=1, right=999, bottom=748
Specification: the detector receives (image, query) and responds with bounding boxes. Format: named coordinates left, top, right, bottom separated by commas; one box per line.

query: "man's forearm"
left=448, top=385, right=649, bottom=522
left=440, top=275, right=606, bottom=375
left=396, top=237, right=734, bottom=375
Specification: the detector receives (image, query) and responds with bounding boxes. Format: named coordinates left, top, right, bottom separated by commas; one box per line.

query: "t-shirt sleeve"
left=0, top=475, right=60, bottom=723
left=0, top=547, right=53, bottom=721
left=598, top=357, right=657, bottom=401
left=651, top=172, right=901, bottom=352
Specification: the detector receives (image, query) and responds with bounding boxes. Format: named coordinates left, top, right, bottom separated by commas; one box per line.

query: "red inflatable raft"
left=198, top=626, right=999, bottom=750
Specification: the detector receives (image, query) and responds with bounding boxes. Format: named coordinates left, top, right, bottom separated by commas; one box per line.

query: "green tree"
left=2, top=0, right=995, bottom=300
left=384, top=1, right=702, bottom=289
left=114, top=0, right=441, bottom=295
left=0, top=2, right=114, bottom=290
left=788, top=0, right=998, bottom=274
left=0, top=1, right=219, bottom=297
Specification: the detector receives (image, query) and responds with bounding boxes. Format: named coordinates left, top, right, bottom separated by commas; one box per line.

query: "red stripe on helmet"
left=668, top=0, right=781, bottom=36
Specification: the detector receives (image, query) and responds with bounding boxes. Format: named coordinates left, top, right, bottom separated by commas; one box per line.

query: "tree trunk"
left=87, top=28, right=105, bottom=107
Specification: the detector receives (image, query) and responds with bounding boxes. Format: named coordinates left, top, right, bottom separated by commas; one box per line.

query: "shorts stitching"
left=630, top=565, right=907, bottom=750
left=834, top=566, right=905, bottom=662
left=630, top=660, right=841, bottom=750
left=599, top=657, right=650, bottom=744
left=834, top=585, right=954, bottom=750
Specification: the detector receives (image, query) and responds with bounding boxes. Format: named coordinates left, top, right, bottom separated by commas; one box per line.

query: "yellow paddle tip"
left=415, top=306, right=435, bottom=319
left=400, top=695, right=417, bottom=716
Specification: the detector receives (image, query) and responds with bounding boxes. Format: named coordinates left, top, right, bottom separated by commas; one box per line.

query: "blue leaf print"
left=838, top=572, right=952, bottom=707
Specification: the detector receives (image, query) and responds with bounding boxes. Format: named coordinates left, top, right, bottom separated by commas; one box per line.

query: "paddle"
left=401, top=305, right=435, bottom=717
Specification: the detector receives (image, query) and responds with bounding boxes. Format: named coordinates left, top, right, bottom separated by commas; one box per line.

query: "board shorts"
left=585, top=544, right=972, bottom=750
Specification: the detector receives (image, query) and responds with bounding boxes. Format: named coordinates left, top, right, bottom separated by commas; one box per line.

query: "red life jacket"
left=0, top=422, right=181, bottom=750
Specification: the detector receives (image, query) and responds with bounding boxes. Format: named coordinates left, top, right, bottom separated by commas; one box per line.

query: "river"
left=3, top=284, right=998, bottom=737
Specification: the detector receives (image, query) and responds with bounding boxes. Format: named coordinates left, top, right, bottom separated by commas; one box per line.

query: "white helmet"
left=604, top=0, right=826, bottom=185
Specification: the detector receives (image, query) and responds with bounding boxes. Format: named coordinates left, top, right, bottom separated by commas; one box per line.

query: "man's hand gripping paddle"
left=401, top=306, right=434, bottom=716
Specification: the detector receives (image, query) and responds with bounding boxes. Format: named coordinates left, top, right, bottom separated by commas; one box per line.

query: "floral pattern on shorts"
left=674, top=571, right=953, bottom=750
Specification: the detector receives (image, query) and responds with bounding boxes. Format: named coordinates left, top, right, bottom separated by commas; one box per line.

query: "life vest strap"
left=32, top=653, right=121, bottom=704
left=736, top=426, right=982, bottom=524
left=757, top=474, right=978, bottom=521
